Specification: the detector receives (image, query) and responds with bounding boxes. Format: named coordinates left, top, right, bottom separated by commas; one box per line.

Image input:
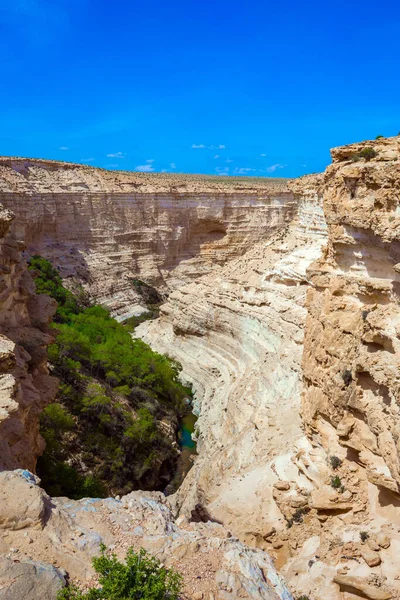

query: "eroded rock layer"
left=137, top=181, right=328, bottom=547
left=0, top=158, right=294, bottom=319
left=0, top=206, right=57, bottom=471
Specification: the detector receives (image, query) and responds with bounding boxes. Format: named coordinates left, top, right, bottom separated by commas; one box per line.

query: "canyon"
left=0, top=136, right=399, bottom=600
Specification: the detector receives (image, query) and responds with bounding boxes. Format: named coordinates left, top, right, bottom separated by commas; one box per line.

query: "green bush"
left=330, top=475, right=343, bottom=490
left=329, top=455, right=342, bottom=470
left=57, top=545, right=182, bottom=600
left=31, top=256, right=192, bottom=497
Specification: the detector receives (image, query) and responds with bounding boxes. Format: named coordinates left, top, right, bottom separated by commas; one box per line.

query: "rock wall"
left=0, top=158, right=295, bottom=319
left=0, top=206, right=57, bottom=471
left=137, top=177, right=328, bottom=547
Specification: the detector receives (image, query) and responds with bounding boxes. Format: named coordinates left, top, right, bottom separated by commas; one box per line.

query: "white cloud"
left=234, top=167, right=256, bottom=175
left=260, top=153, right=266, bottom=157
left=214, top=155, right=220, bottom=159
left=216, top=144, right=226, bottom=149
left=59, top=146, right=69, bottom=150
left=215, top=166, right=229, bottom=176
left=146, top=159, right=154, bottom=163
left=191, top=144, right=206, bottom=149
left=135, top=164, right=154, bottom=172
left=106, top=151, right=126, bottom=158
left=170, top=163, right=176, bottom=169
left=225, top=159, right=233, bottom=163
left=265, top=163, right=287, bottom=173
left=80, top=158, right=94, bottom=162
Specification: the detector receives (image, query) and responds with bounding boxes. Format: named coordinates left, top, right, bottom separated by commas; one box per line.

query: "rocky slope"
left=0, top=470, right=292, bottom=600
left=0, top=205, right=57, bottom=472
left=0, top=159, right=295, bottom=320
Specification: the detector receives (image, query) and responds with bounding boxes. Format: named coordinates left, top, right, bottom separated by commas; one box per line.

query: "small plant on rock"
left=329, top=455, right=342, bottom=470
left=57, top=544, right=182, bottom=600
left=331, top=475, right=343, bottom=490
left=360, top=531, right=370, bottom=543
left=342, top=370, right=353, bottom=386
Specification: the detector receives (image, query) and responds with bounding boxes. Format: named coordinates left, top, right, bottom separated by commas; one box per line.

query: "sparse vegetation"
left=57, top=545, right=182, bottom=600
left=350, top=147, right=378, bottom=162
left=342, top=369, right=353, bottom=386
left=360, top=531, right=370, bottom=543
left=375, top=135, right=384, bottom=139
left=29, top=256, right=192, bottom=498
left=329, top=455, right=342, bottom=470
left=330, top=475, right=343, bottom=490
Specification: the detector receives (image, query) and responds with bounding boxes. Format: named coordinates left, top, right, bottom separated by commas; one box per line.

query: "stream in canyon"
left=166, top=409, right=198, bottom=495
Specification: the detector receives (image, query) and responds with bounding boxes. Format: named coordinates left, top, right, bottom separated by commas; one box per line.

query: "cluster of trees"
left=29, top=257, right=191, bottom=498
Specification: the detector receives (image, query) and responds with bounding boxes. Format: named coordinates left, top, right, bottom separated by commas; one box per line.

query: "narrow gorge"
left=0, top=136, right=399, bottom=600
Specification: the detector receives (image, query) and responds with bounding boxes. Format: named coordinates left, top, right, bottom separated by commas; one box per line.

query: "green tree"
left=57, top=546, right=182, bottom=600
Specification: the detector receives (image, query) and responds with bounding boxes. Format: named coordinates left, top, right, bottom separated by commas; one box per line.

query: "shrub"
left=375, top=135, right=384, bottom=139
left=57, top=545, right=182, bottom=600
left=330, top=475, right=343, bottom=490
left=350, top=147, right=377, bottom=162
left=360, top=531, right=369, bottom=543
left=329, top=455, right=342, bottom=470
left=342, top=370, right=353, bottom=386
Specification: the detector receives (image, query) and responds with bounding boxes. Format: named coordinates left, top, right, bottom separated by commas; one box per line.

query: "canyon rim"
left=0, top=136, right=399, bottom=600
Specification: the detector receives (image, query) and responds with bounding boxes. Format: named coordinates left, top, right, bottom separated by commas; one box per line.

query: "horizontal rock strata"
left=0, top=159, right=295, bottom=319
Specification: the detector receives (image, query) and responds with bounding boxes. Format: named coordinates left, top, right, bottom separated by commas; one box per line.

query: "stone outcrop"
left=0, top=205, right=57, bottom=472
left=0, top=158, right=295, bottom=320
left=0, top=470, right=292, bottom=600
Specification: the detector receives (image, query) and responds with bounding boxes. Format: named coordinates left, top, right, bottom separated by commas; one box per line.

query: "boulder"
left=0, top=471, right=45, bottom=530
left=0, top=557, right=65, bottom=599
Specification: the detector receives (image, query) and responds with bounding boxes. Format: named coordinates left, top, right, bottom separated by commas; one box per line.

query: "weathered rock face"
left=137, top=178, right=328, bottom=547
left=0, top=158, right=295, bottom=319
left=302, top=137, right=400, bottom=494
left=0, top=206, right=57, bottom=472
left=0, top=470, right=292, bottom=600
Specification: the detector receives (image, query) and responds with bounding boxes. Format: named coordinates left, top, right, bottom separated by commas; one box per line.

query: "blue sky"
left=0, top=0, right=399, bottom=178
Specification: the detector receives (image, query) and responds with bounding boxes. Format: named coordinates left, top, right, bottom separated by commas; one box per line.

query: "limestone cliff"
left=0, top=158, right=295, bottom=319
left=137, top=178, right=328, bottom=546
left=0, top=206, right=57, bottom=471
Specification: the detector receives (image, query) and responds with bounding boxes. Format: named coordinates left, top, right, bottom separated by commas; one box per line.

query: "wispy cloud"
left=265, top=163, right=287, bottom=173
left=191, top=144, right=206, bottom=149
left=260, top=153, right=267, bottom=157
left=234, top=167, right=256, bottom=175
left=215, top=166, right=230, bottom=176
left=170, top=162, right=176, bottom=169
left=146, top=159, right=154, bottom=163
left=225, top=159, right=233, bottom=163
left=59, top=146, right=69, bottom=150
left=106, top=151, right=126, bottom=158
left=214, top=155, right=220, bottom=159
left=216, top=144, right=226, bottom=149
left=135, top=164, right=154, bottom=172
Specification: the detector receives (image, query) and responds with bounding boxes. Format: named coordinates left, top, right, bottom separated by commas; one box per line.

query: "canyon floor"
left=0, top=137, right=400, bottom=600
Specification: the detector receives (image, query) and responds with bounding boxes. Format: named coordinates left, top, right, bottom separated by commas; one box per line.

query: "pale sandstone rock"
left=333, top=574, right=392, bottom=600
left=0, top=471, right=292, bottom=600
left=0, top=557, right=65, bottom=600
left=0, top=471, right=45, bottom=530
left=0, top=205, right=57, bottom=471
left=0, top=158, right=296, bottom=320
left=361, top=547, right=382, bottom=567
